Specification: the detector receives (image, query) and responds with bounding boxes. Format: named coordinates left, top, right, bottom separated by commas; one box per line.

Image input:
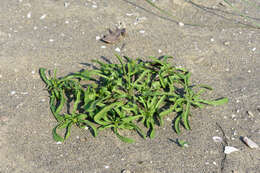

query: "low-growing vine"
left=39, top=55, right=228, bottom=143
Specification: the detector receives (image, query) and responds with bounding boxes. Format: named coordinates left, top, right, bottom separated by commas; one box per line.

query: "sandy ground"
left=0, top=0, right=260, bottom=173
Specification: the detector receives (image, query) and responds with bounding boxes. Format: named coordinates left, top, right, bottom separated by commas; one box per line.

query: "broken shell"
left=213, top=136, right=223, bottom=143
left=242, top=137, right=259, bottom=149
left=224, top=146, right=239, bottom=154
left=247, top=111, right=254, bottom=117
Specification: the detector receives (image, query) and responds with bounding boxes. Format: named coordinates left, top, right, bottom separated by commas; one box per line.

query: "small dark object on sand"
left=101, top=27, right=126, bottom=44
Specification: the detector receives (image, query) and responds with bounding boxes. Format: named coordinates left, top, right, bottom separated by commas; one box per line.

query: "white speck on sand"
left=11, top=91, right=16, bottom=95
left=158, top=49, right=162, bottom=53
left=210, top=38, right=215, bottom=42
left=65, top=20, right=69, bottom=24
left=56, top=141, right=62, bottom=145
left=92, top=4, right=97, bottom=8
left=31, top=70, right=35, bottom=74
left=115, top=47, right=121, bottom=52
left=104, top=165, right=109, bottom=169
left=212, top=136, right=222, bottom=143
left=27, top=12, right=31, bottom=18
left=49, top=39, right=54, bottom=42
left=0, top=74, right=2, bottom=78
left=40, top=14, right=47, bottom=20
left=178, top=22, right=184, bottom=26
left=139, top=30, right=145, bottom=34
left=252, top=47, right=256, bottom=51
left=33, top=26, right=37, bottom=30
left=101, top=45, right=106, bottom=49
left=64, top=2, right=70, bottom=8
left=96, top=36, right=101, bottom=40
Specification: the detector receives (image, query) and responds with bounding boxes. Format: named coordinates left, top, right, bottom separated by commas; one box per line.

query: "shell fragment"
left=242, top=137, right=259, bottom=149
left=224, top=146, right=239, bottom=154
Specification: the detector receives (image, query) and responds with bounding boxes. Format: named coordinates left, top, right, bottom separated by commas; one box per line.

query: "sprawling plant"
left=39, top=55, right=228, bottom=143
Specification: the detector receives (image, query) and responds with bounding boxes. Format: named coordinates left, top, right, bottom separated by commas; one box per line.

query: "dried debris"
left=101, top=27, right=126, bottom=44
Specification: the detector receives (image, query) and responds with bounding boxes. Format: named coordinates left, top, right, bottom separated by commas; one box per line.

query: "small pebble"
left=64, top=2, right=70, bottom=8
left=178, top=22, right=184, bottom=26
left=84, top=126, right=89, bottom=130
left=213, top=161, right=217, bottom=166
left=224, top=146, right=239, bottom=154
left=0, top=74, right=2, bottom=78
left=33, top=26, right=37, bottom=30
left=252, top=47, right=256, bottom=51
left=139, top=30, right=145, bottom=34
left=10, top=91, right=16, bottom=95
left=242, top=136, right=259, bottom=149
left=104, top=165, right=109, bottom=169
left=56, top=141, right=62, bottom=145
left=49, top=39, right=54, bottom=42
left=210, top=38, right=215, bottom=42
left=101, top=45, right=106, bottom=49
left=40, top=14, right=47, bottom=20
left=248, top=70, right=251, bottom=73
left=92, top=4, right=97, bottom=8
left=115, top=47, right=121, bottom=52
left=96, top=36, right=101, bottom=40
left=212, top=136, right=223, bottom=143
left=27, top=12, right=31, bottom=18
left=158, top=49, right=162, bottom=53
left=166, top=117, right=171, bottom=121
left=223, top=41, right=230, bottom=46
left=65, top=20, right=69, bottom=24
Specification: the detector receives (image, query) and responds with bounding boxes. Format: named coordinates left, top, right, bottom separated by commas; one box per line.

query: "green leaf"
left=94, top=102, right=124, bottom=125
left=178, top=139, right=188, bottom=147
left=80, top=119, right=97, bottom=137
left=64, top=122, right=73, bottom=140
left=182, top=102, right=191, bottom=130
left=174, top=116, right=181, bottom=134
left=197, top=97, right=229, bottom=106
left=52, top=124, right=64, bottom=142
left=39, top=68, right=52, bottom=86
left=149, top=120, right=155, bottom=139
left=121, top=115, right=142, bottom=123
left=113, top=128, right=135, bottom=143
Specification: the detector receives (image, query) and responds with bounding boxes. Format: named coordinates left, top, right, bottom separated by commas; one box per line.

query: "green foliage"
left=39, top=55, right=228, bottom=143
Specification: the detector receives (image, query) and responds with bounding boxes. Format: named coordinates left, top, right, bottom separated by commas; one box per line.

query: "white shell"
left=212, top=136, right=223, bottom=143
left=224, top=146, right=239, bottom=154
left=242, top=137, right=259, bottom=149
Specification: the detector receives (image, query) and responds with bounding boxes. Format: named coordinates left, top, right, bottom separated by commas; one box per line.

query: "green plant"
left=39, top=55, right=228, bottom=143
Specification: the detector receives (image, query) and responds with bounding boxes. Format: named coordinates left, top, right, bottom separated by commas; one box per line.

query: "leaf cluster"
left=39, top=55, right=228, bottom=143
